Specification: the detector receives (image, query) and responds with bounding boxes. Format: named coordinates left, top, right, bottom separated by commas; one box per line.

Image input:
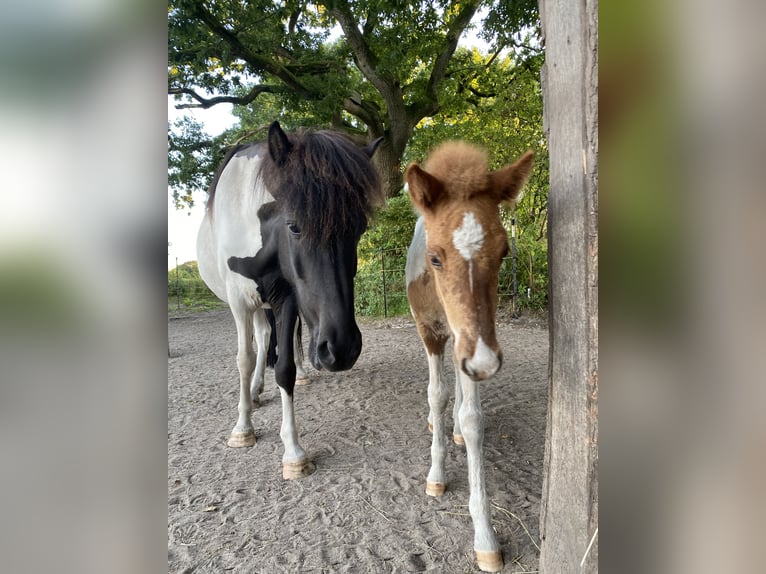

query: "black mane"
left=260, top=129, right=382, bottom=244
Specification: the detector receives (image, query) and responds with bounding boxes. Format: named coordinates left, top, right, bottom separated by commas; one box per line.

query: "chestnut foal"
left=405, top=141, right=533, bottom=572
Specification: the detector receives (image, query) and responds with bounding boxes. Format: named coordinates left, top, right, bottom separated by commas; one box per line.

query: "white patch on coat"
left=405, top=216, right=428, bottom=284
left=452, top=212, right=485, bottom=261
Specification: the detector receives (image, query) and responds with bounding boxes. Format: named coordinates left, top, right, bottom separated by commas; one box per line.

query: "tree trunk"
left=537, top=0, right=598, bottom=572
left=373, top=138, right=405, bottom=199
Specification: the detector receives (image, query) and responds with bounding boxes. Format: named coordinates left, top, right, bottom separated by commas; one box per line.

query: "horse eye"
left=287, top=222, right=301, bottom=236
left=429, top=254, right=442, bottom=269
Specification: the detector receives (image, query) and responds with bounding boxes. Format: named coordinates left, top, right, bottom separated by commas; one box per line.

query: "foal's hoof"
left=427, top=422, right=433, bottom=433
left=282, top=460, right=316, bottom=480
left=476, top=550, right=503, bottom=572
left=453, top=434, right=465, bottom=445
left=425, top=480, right=446, bottom=497
left=227, top=431, right=256, bottom=448
left=295, top=377, right=311, bottom=386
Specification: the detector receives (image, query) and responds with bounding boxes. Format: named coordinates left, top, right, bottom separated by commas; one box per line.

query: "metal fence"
left=354, top=224, right=544, bottom=318
left=169, top=225, right=545, bottom=315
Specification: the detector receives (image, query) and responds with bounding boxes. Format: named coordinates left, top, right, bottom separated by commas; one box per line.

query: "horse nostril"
left=317, top=340, right=335, bottom=364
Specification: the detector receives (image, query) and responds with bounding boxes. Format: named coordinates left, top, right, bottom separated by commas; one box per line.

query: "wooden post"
left=538, top=0, right=598, bottom=572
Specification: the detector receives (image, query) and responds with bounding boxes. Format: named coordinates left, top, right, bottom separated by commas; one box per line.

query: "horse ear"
left=405, top=163, right=444, bottom=212
left=268, top=121, right=292, bottom=166
left=362, top=136, right=384, bottom=158
left=489, top=149, right=534, bottom=205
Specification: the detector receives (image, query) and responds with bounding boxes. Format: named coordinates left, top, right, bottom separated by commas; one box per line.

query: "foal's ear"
left=490, top=149, right=534, bottom=205
left=268, top=121, right=292, bottom=166
left=362, top=136, right=384, bottom=158
left=405, top=163, right=444, bottom=212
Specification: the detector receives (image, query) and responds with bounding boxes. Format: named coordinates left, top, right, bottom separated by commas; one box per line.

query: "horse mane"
left=260, top=128, right=382, bottom=244
left=422, top=141, right=490, bottom=201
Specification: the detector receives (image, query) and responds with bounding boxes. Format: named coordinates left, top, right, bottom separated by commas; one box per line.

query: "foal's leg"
left=458, top=370, right=502, bottom=572
left=274, top=302, right=313, bottom=479
left=416, top=327, right=450, bottom=497
left=227, top=300, right=256, bottom=447
left=250, top=308, right=270, bottom=404
left=452, top=363, right=465, bottom=445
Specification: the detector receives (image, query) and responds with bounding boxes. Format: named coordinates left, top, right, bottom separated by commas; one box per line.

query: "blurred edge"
left=1, top=0, right=765, bottom=573
left=0, top=2, right=167, bottom=573
left=601, top=0, right=766, bottom=572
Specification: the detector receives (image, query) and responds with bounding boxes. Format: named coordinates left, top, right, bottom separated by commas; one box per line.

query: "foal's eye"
left=428, top=253, right=442, bottom=269
left=286, top=222, right=301, bottom=236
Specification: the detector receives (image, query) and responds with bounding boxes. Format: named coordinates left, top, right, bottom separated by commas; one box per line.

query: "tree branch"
left=326, top=1, right=399, bottom=104
left=190, top=2, right=317, bottom=99
left=169, top=85, right=282, bottom=109
left=425, top=1, right=481, bottom=102
left=341, top=97, right=384, bottom=135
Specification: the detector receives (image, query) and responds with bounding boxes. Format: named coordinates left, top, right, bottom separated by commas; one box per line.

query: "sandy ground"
left=168, top=309, right=548, bottom=573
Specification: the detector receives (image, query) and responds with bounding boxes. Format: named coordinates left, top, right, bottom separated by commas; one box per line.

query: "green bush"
left=354, top=190, right=548, bottom=317
left=355, top=192, right=417, bottom=317
left=168, top=261, right=222, bottom=311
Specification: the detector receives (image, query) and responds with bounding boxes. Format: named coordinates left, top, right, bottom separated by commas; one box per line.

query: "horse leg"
left=274, top=302, right=314, bottom=479
left=425, top=342, right=450, bottom=497
left=293, top=316, right=310, bottom=386
left=227, top=301, right=256, bottom=448
left=250, top=308, right=271, bottom=405
left=452, top=363, right=465, bottom=445
left=458, top=370, right=503, bottom=572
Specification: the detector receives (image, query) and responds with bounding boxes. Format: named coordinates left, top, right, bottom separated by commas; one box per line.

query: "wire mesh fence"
left=168, top=240, right=546, bottom=315
left=354, top=240, right=546, bottom=318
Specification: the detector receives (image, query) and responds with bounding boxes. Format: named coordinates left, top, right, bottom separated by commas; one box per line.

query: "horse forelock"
left=260, top=129, right=381, bottom=244
left=423, top=141, right=490, bottom=201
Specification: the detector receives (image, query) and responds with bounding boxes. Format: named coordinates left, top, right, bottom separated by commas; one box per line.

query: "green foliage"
left=167, top=261, right=223, bottom=311
left=168, top=117, right=227, bottom=209
left=355, top=191, right=418, bottom=316
left=168, top=1, right=549, bottom=311
left=498, top=222, right=548, bottom=311
left=168, top=0, right=542, bottom=201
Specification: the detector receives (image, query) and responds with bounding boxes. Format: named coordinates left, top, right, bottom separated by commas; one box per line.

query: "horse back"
left=196, top=144, right=273, bottom=307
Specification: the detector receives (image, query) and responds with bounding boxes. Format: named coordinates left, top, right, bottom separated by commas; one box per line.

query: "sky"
left=167, top=18, right=492, bottom=270
left=167, top=100, right=237, bottom=269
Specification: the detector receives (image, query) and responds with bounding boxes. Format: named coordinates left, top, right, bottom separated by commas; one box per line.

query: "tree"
left=168, top=0, right=539, bottom=198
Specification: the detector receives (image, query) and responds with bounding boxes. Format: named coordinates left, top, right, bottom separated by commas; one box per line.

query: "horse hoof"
left=476, top=550, right=503, bottom=572
left=425, top=481, right=446, bottom=497
left=453, top=434, right=465, bottom=445
left=227, top=431, right=256, bottom=448
left=428, top=422, right=433, bottom=433
left=295, top=377, right=311, bottom=386
left=282, top=460, right=316, bottom=480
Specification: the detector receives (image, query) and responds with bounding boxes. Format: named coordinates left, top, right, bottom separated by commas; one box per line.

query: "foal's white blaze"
left=452, top=212, right=485, bottom=260
left=466, top=337, right=501, bottom=379
left=452, top=212, right=485, bottom=292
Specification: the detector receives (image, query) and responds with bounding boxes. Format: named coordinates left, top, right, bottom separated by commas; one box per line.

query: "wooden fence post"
left=538, top=0, right=598, bottom=572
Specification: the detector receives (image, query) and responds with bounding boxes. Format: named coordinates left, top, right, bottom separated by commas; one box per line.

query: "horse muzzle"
left=309, top=324, right=362, bottom=372
left=460, top=337, right=503, bottom=381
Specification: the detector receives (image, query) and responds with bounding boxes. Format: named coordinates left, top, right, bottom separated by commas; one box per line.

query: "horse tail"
left=265, top=308, right=278, bottom=368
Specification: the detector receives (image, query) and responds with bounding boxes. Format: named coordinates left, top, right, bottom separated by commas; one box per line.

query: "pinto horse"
left=197, top=121, right=382, bottom=479
left=405, top=142, right=533, bottom=572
